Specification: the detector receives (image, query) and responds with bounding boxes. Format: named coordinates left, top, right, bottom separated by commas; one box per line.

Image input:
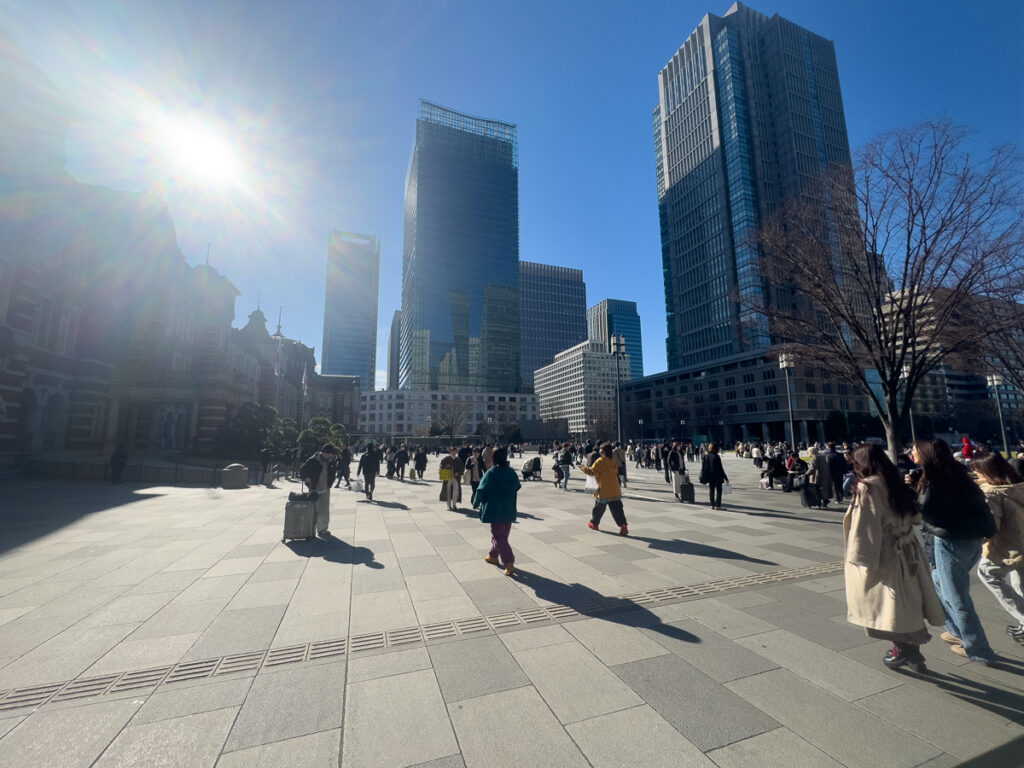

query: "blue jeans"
left=559, top=465, right=570, bottom=490
left=931, top=537, right=994, bottom=662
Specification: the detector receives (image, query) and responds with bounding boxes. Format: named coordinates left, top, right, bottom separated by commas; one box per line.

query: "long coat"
left=439, top=456, right=464, bottom=503
left=844, top=476, right=945, bottom=633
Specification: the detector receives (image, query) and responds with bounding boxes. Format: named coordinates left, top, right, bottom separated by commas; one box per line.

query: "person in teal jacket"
left=473, top=446, right=521, bottom=576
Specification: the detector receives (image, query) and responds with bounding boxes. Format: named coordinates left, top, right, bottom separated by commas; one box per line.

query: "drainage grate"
left=0, top=560, right=842, bottom=713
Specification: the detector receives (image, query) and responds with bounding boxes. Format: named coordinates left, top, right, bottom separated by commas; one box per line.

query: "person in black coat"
left=413, top=447, right=428, bottom=479
left=700, top=443, right=730, bottom=509
left=357, top=443, right=382, bottom=501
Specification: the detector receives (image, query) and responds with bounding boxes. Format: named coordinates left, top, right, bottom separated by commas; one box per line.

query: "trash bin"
left=222, top=463, right=249, bottom=489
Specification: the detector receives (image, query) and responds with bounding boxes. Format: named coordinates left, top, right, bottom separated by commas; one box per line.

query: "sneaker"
left=883, top=644, right=928, bottom=673
left=1007, top=625, right=1024, bottom=644
left=484, top=555, right=500, bottom=565
left=940, top=631, right=962, bottom=645
left=619, top=525, right=629, bottom=536
left=587, top=521, right=599, bottom=531
left=504, top=564, right=516, bottom=577
left=319, top=530, right=331, bottom=538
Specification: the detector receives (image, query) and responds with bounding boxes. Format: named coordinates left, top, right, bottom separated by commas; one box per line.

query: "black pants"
left=591, top=499, right=627, bottom=527
left=709, top=483, right=723, bottom=507
left=334, top=467, right=350, bottom=488
left=363, top=473, right=376, bottom=496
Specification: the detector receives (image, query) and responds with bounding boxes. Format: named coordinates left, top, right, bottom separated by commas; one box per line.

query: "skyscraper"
left=519, top=261, right=587, bottom=390
left=654, top=2, right=852, bottom=370
left=386, top=310, right=401, bottom=390
left=588, top=299, right=644, bottom=380
left=321, top=230, right=379, bottom=388
left=400, top=100, right=520, bottom=392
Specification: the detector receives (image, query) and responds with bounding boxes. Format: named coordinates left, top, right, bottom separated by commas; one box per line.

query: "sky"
left=3, top=0, right=1022, bottom=389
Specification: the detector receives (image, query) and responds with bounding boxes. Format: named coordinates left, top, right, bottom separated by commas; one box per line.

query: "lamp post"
left=611, top=334, right=625, bottom=445
left=987, top=373, right=1010, bottom=457
left=901, top=364, right=917, bottom=445
left=638, top=418, right=644, bottom=445
left=718, top=419, right=725, bottom=445
left=779, top=353, right=797, bottom=449
left=679, top=419, right=685, bottom=439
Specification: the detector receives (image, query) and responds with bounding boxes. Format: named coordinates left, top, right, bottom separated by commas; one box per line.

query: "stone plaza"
left=0, top=455, right=1021, bottom=767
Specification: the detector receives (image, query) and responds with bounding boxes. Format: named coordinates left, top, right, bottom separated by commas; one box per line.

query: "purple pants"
left=489, top=522, right=514, bottom=565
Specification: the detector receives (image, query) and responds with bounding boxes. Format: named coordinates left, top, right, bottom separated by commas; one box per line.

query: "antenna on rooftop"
left=276, top=306, right=283, bottom=335
left=205, top=243, right=211, bottom=266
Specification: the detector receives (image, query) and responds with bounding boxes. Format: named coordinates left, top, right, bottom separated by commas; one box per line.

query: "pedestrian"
left=414, top=446, right=428, bottom=479
left=699, top=443, right=729, bottom=510
left=668, top=441, right=686, bottom=499
left=557, top=442, right=573, bottom=491
left=911, top=439, right=997, bottom=665
left=474, top=447, right=521, bottom=577
left=970, top=451, right=1024, bottom=646
left=465, top=447, right=486, bottom=498
left=613, top=441, right=628, bottom=489
left=385, top=446, right=396, bottom=479
left=844, top=443, right=945, bottom=673
left=109, top=446, right=127, bottom=485
left=333, top=443, right=352, bottom=489
left=301, top=444, right=337, bottom=537
left=439, top=446, right=465, bottom=511
left=661, top=441, right=672, bottom=484
left=357, top=442, right=381, bottom=501
left=482, top=443, right=495, bottom=470
left=579, top=443, right=629, bottom=535
left=395, top=444, right=409, bottom=480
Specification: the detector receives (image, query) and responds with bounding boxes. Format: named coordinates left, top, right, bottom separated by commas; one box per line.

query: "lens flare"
left=152, top=114, right=243, bottom=190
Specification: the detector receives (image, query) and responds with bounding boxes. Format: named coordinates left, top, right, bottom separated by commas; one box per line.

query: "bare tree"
left=435, top=400, right=471, bottom=439
left=979, top=300, right=1024, bottom=396
left=754, top=119, right=1022, bottom=455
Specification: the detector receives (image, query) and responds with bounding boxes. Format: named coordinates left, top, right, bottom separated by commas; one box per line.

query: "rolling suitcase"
left=676, top=473, right=696, bottom=503
left=283, top=500, right=316, bottom=542
left=800, top=484, right=822, bottom=509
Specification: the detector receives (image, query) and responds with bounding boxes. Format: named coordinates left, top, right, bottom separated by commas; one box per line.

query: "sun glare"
left=154, top=115, right=243, bottom=190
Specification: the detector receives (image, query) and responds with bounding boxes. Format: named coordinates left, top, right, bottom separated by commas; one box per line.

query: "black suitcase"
left=801, top=484, right=822, bottom=509
left=678, top=480, right=695, bottom=503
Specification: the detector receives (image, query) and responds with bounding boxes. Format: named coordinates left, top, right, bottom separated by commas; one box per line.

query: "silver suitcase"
left=283, top=500, right=316, bottom=542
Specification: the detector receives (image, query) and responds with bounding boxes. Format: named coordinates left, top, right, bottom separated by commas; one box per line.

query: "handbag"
left=439, top=468, right=452, bottom=481
left=585, top=474, right=598, bottom=491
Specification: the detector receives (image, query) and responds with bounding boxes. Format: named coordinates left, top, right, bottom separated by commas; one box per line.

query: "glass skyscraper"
left=519, top=261, right=587, bottom=391
left=654, top=2, right=851, bottom=370
left=587, top=299, right=644, bottom=380
left=321, top=230, right=379, bottom=388
left=400, top=100, right=521, bottom=391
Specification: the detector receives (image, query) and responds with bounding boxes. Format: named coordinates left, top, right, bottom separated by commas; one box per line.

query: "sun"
left=154, top=115, right=243, bottom=190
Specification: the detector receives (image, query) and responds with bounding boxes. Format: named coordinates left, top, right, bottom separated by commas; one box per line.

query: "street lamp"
left=987, top=373, right=1010, bottom=457
left=638, top=418, right=644, bottom=445
left=901, top=364, right=916, bottom=445
left=611, top=335, right=625, bottom=445
left=718, top=419, right=725, bottom=445
left=779, top=353, right=797, bottom=449
left=679, top=419, right=685, bottom=439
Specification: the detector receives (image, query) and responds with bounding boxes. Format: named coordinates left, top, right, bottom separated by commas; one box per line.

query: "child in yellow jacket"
left=579, top=443, right=629, bottom=536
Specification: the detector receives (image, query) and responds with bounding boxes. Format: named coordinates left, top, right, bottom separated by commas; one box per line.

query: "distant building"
left=358, top=390, right=538, bottom=440
left=587, top=299, right=643, bottom=380
left=321, top=230, right=379, bottom=389
left=534, top=341, right=630, bottom=437
left=400, top=100, right=520, bottom=391
left=386, top=310, right=401, bottom=390
left=519, top=261, right=587, bottom=391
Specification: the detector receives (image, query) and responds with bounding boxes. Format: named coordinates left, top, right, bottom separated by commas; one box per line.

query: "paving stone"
left=758, top=542, right=840, bottom=563
left=671, top=597, right=778, bottom=638
left=497, top=624, right=573, bottom=653
left=224, top=660, right=345, bottom=751
left=562, top=617, right=671, bottom=666
left=75, top=591, right=178, bottom=628
left=93, top=707, right=236, bottom=767
left=183, top=605, right=286, bottom=661
left=413, top=595, right=481, bottom=624
left=132, top=598, right=229, bottom=640
left=398, top=555, right=449, bottom=576
left=127, top=569, right=207, bottom=596
left=757, top=583, right=848, bottom=615
left=726, top=668, right=942, bottom=768
left=86, top=631, right=200, bottom=675
left=612, top=653, right=778, bottom=751
left=408, top=755, right=465, bottom=768
left=0, top=698, right=141, bottom=768
left=348, top=589, right=417, bottom=635
left=460, top=576, right=538, bottom=614
left=405, top=573, right=469, bottom=602
left=225, top=543, right=277, bottom=560
left=134, top=676, right=253, bottom=725
left=343, top=669, right=458, bottom=767
left=706, top=727, right=844, bottom=768
left=0, top=716, right=24, bottom=739
left=638, top=619, right=779, bottom=683
left=216, top=729, right=340, bottom=768
left=742, top=600, right=873, bottom=651
left=348, top=647, right=432, bottom=683
left=171, top=574, right=250, bottom=604
left=225, top=579, right=298, bottom=610
left=566, top=704, right=715, bottom=767
left=248, top=561, right=306, bottom=583
left=428, top=635, right=529, bottom=703
left=0, top=623, right=140, bottom=688
left=447, top=686, right=589, bottom=768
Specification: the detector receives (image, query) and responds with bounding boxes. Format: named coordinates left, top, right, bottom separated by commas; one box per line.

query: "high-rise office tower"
left=400, top=100, right=520, bottom=391
left=321, top=230, right=380, bottom=388
left=654, top=2, right=852, bottom=369
left=386, top=310, right=401, bottom=390
left=519, top=261, right=587, bottom=390
left=588, top=299, right=644, bottom=380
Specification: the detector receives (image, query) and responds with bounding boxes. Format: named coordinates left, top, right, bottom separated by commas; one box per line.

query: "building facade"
left=534, top=341, right=631, bottom=437
left=386, top=309, right=401, bottom=390
left=519, top=261, right=587, bottom=391
left=358, top=389, right=538, bottom=440
left=400, top=100, right=521, bottom=392
left=587, top=299, right=644, bottom=380
left=654, top=2, right=851, bottom=370
left=321, top=230, right=379, bottom=389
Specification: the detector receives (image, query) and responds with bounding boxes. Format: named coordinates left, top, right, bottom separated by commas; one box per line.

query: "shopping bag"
left=722, top=483, right=732, bottom=495
left=352, top=479, right=363, bottom=493
left=439, top=468, right=452, bottom=481
left=759, top=477, right=769, bottom=490
left=585, top=474, right=598, bottom=491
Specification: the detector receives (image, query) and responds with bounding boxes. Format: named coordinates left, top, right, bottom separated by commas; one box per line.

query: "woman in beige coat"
left=844, top=443, right=945, bottom=673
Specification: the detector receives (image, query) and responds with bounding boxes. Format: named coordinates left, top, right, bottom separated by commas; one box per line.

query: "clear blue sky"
left=4, top=0, right=1022, bottom=387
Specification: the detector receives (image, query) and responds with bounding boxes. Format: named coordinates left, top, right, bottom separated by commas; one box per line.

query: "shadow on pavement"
left=356, top=499, right=410, bottom=510
left=629, top=535, right=778, bottom=565
left=445, top=506, right=543, bottom=521
left=285, top=536, right=383, bottom=568
left=712, top=502, right=844, bottom=526
left=513, top=569, right=700, bottom=645
left=919, top=668, right=1024, bottom=726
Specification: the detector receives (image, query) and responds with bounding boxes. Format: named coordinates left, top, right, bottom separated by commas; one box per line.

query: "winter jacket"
left=701, top=453, right=728, bottom=485
left=978, top=482, right=1024, bottom=567
left=668, top=450, right=685, bottom=472
left=918, top=484, right=996, bottom=541
left=579, top=457, right=622, bottom=500
left=473, top=465, right=520, bottom=523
